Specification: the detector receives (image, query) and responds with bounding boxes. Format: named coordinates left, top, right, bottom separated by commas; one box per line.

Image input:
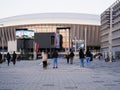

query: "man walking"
left=52, top=50, right=58, bottom=68
left=6, top=52, right=11, bottom=66
left=12, top=51, right=17, bottom=65
left=79, top=49, right=85, bottom=67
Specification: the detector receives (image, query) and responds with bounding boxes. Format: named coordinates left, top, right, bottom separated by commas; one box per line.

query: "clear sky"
left=0, top=0, right=116, bottom=19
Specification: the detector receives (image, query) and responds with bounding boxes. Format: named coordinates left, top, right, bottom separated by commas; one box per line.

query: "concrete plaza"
left=0, top=57, right=120, bottom=90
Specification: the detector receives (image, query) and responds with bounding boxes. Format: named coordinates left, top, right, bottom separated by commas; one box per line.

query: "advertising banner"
left=55, top=33, right=60, bottom=48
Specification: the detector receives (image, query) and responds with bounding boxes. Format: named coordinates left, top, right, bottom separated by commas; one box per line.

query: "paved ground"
left=0, top=57, right=120, bottom=90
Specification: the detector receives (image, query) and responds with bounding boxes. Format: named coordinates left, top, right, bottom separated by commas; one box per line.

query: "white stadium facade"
left=0, top=13, right=100, bottom=55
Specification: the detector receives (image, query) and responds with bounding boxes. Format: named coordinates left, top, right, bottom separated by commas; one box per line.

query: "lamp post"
left=74, top=36, right=77, bottom=57
left=85, top=27, right=87, bottom=53
left=109, top=7, right=113, bottom=62
left=68, top=28, right=70, bottom=52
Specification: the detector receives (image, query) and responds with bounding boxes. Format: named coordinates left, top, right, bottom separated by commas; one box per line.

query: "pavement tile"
left=0, top=58, right=120, bottom=90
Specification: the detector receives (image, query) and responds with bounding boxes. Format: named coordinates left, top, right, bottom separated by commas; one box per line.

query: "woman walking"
left=41, top=51, right=48, bottom=69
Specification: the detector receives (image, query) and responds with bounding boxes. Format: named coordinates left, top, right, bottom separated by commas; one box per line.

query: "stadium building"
left=0, top=13, right=100, bottom=55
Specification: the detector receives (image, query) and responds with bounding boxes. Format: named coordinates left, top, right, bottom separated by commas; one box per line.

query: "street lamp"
left=109, top=6, right=113, bottom=62
left=85, top=27, right=87, bottom=53
left=73, top=36, right=77, bottom=57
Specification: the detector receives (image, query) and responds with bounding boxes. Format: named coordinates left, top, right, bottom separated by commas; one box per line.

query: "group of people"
left=3, top=51, right=17, bottom=66
left=41, top=48, right=92, bottom=69
left=65, top=48, right=92, bottom=67
left=6, top=51, right=17, bottom=66
left=41, top=50, right=58, bottom=69
left=65, top=50, right=75, bottom=64
left=79, top=48, right=92, bottom=67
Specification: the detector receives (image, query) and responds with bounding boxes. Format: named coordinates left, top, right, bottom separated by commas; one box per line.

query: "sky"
left=0, top=0, right=116, bottom=19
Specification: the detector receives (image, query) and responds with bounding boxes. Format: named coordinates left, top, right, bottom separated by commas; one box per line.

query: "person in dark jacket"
left=12, top=51, right=17, bottom=65
left=65, top=52, right=70, bottom=63
left=69, top=50, right=74, bottom=64
left=6, top=52, right=11, bottom=66
left=79, top=49, right=85, bottom=67
left=85, top=49, right=91, bottom=67
left=0, top=52, right=2, bottom=63
left=52, top=50, right=58, bottom=68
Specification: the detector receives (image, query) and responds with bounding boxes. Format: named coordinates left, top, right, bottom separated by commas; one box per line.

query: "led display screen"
left=16, top=30, right=34, bottom=39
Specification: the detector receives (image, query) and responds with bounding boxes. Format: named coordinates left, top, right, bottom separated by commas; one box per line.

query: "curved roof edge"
left=0, top=13, right=100, bottom=26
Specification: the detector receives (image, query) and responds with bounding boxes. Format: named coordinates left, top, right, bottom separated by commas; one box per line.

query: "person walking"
left=0, top=52, right=2, bottom=63
left=69, top=50, right=74, bottom=64
left=65, top=51, right=70, bottom=63
left=12, top=51, right=17, bottom=65
left=85, top=49, right=91, bottom=67
left=79, top=49, right=85, bottom=67
left=52, top=50, right=58, bottom=68
left=6, top=52, right=11, bottom=66
left=41, top=51, right=48, bottom=69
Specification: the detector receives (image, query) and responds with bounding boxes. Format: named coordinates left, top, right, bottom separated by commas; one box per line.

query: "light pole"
left=85, top=27, right=87, bottom=53
left=109, top=7, right=113, bottom=62
left=68, top=28, right=70, bottom=52
left=74, top=36, right=77, bottom=57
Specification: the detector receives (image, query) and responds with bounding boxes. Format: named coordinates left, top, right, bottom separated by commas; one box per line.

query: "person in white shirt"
left=41, top=51, right=48, bottom=69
